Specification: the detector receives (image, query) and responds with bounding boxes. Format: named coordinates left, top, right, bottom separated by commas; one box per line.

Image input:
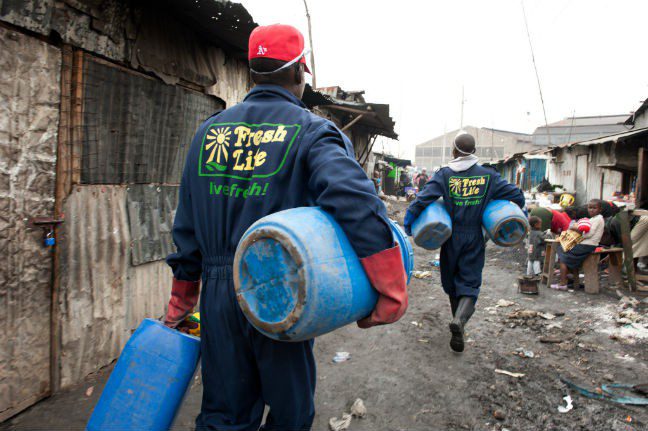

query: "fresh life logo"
left=198, top=122, right=301, bottom=180
left=449, top=175, right=490, bottom=206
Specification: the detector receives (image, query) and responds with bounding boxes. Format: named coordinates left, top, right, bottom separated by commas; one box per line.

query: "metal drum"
left=86, top=319, right=200, bottom=431
left=411, top=200, right=452, bottom=250
left=234, top=207, right=412, bottom=342
left=482, top=200, right=529, bottom=247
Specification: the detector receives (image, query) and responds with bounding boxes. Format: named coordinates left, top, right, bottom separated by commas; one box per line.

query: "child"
left=404, top=132, right=525, bottom=353
left=552, top=199, right=605, bottom=290
left=527, top=216, right=548, bottom=276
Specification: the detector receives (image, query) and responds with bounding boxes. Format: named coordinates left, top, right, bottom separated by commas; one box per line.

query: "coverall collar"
left=244, top=84, right=307, bottom=109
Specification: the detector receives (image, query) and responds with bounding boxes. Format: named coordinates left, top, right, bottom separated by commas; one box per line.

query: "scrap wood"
left=560, top=376, right=648, bottom=405
left=495, top=369, right=525, bottom=378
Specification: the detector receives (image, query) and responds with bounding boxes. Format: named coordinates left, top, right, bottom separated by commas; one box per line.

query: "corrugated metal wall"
left=57, top=186, right=170, bottom=387
left=0, top=26, right=60, bottom=419
left=127, top=185, right=178, bottom=266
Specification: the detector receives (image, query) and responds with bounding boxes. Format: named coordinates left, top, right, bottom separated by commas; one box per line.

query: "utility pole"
left=441, top=123, right=447, bottom=166
left=460, top=85, right=465, bottom=129
left=303, top=0, right=317, bottom=88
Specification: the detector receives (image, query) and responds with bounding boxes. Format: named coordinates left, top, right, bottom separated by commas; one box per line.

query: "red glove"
left=357, top=245, right=408, bottom=329
left=164, top=278, right=200, bottom=329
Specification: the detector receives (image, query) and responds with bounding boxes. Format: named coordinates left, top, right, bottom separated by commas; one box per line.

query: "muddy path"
left=3, top=200, right=647, bottom=431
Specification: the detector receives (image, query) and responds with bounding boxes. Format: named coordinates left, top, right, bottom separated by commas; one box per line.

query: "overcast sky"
left=243, top=0, right=648, bottom=160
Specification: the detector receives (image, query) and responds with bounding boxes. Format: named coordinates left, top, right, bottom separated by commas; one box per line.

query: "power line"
left=521, top=0, right=552, bottom=147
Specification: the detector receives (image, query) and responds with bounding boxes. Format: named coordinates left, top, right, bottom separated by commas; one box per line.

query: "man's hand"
left=357, top=245, right=408, bottom=328
left=164, top=278, right=200, bottom=329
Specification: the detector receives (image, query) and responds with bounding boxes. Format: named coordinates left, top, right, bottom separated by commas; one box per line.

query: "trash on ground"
left=411, top=321, right=423, bottom=328
left=495, top=369, right=525, bottom=378
left=560, top=376, right=648, bottom=405
left=496, top=299, right=516, bottom=308
left=85, top=386, right=94, bottom=397
left=540, top=335, right=564, bottom=344
left=493, top=409, right=506, bottom=420
left=333, top=352, right=351, bottom=363
left=508, top=309, right=538, bottom=319
left=350, top=398, right=367, bottom=418
left=413, top=270, right=433, bottom=279
left=514, top=347, right=535, bottom=358
left=329, top=413, right=352, bottom=431
left=538, top=312, right=556, bottom=320
left=329, top=398, right=366, bottom=431
left=557, top=395, right=573, bottom=413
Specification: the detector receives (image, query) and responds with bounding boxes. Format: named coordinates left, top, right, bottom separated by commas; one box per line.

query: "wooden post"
left=618, top=209, right=636, bottom=291
left=70, top=50, right=84, bottom=185
left=637, top=148, right=647, bottom=209
left=50, top=45, right=74, bottom=394
left=582, top=254, right=600, bottom=294
left=608, top=251, right=624, bottom=289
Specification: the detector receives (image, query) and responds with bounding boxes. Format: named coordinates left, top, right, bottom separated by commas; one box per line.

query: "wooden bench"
left=540, top=239, right=624, bottom=294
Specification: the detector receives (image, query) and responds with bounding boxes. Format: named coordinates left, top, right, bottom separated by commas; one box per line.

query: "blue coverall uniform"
left=408, top=164, right=524, bottom=299
left=167, top=85, right=392, bottom=430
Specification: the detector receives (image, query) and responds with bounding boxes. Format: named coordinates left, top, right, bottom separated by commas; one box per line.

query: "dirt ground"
left=3, top=200, right=647, bottom=431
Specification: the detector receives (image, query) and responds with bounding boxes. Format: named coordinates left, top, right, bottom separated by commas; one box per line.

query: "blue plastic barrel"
left=390, top=219, right=414, bottom=283
left=86, top=319, right=200, bottom=431
left=411, top=200, right=452, bottom=250
left=482, top=200, right=529, bottom=247
left=233, top=207, right=412, bottom=342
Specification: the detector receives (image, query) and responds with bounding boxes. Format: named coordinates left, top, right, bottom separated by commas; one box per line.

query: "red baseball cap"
left=248, top=24, right=311, bottom=73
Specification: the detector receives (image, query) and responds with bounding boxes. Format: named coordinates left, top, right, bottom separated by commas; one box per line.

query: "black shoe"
left=449, top=296, right=475, bottom=353
left=449, top=296, right=459, bottom=317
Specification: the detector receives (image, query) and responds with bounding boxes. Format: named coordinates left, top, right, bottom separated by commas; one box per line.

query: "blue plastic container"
left=233, top=207, right=412, bottom=342
left=411, top=200, right=452, bottom=250
left=390, top=219, right=414, bottom=283
left=86, top=319, right=200, bottom=431
left=482, top=200, right=529, bottom=247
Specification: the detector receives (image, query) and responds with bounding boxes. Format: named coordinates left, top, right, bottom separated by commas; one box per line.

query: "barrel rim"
left=233, top=227, right=307, bottom=334
left=490, top=218, right=529, bottom=247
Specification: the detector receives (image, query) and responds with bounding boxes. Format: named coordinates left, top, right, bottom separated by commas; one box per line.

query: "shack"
left=544, top=127, right=648, bottom=206
left=310, top=86, right=398, bottom=173
left=0, top=0, right=255, bottom=420
left=494, top=149, right=548, bottom=191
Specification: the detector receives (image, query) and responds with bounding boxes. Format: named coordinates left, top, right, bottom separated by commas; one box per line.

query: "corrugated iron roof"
left=625, top=98, right=648, bottom=125
left=574, top=126, right=648, bottom=146
left=304, top=86, right=398, bottom=140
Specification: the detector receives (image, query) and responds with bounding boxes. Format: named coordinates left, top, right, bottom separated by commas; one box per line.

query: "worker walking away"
left=404, top=132, right=524, bottom=353
left=163, top=24, right=408, bottom=431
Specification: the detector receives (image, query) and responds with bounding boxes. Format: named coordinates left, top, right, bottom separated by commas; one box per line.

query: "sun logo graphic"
left=449, top=177, right=463, bottom=196
left=204, top=127, right=231, bottom=172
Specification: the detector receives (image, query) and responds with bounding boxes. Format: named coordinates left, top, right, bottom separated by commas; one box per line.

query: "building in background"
left=532, top=115, right=629, bottom=147
left=415, top=126, right=533, bottom=171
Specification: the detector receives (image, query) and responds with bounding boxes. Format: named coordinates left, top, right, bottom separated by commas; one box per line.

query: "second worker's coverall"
left=166, top=85, right=393, bottom=430
left=407, top=163, right=525, bottom=299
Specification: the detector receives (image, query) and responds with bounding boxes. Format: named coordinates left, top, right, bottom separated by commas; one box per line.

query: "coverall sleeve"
left=490, top=173, right=525, bottom=209
left=306, top=123, right=392, bottom=258
left=407, top=171, right=445, bottom=218
left=166, top=152, right=203, bottom=282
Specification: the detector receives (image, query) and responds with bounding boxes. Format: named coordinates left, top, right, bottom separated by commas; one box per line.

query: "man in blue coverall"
left=162, top=24, right=408, bottom=430
left=405, top=132, right=524, bottom=353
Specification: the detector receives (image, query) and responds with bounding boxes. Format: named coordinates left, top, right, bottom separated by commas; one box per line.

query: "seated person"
left=552, top=199, right=605, bottom=290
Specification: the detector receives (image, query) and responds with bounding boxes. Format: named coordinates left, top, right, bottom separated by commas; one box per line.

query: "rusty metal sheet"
left=81, top=56, right=223, bottom=184
left=126, top=184, right=178, bottom=266
left=0, top=26, right=60, bottom=421
left=58, top=185, right=171, bottom=388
